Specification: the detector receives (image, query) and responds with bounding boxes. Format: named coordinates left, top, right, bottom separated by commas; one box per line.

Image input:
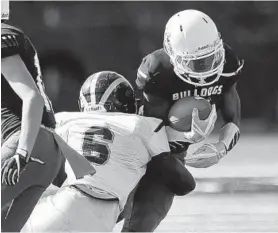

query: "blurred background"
left=6, top=1, right=278, bottom=132
left=5, top=2, right=278, bottom=231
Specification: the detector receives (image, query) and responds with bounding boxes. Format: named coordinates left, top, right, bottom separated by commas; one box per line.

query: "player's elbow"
left=23, top=91, right=44, bottom=109
left=26, top=89, right=43, bottom=101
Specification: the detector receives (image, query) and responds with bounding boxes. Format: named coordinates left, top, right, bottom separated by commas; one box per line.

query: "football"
left=168, top=96, right=212, bottom=132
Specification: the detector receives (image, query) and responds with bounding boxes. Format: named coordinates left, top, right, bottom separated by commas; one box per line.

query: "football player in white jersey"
left=21, top=71, right=192, bottom=232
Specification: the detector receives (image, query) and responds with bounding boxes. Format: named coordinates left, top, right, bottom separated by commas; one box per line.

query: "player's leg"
left=52, top=161, right=67, bottom=187
left=2, top=186, right=46, bottom=232
left=117, top=186, right=137, bottom=224
left=22, top=187, right=74, bottom=232
left=22, top=186, right=120, bottom=232
left=1, top=127, right=64, bottom=232
left=121, top=173, right=174, bottom=232
left=121, top=155, right=195, bottom=232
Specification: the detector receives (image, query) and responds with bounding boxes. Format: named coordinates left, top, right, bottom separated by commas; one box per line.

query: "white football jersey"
left=55, top=111, right=170, bottom=210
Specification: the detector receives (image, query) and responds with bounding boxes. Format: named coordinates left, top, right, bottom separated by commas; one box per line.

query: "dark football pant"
left=1, top=127, right=64, bottom=232
left=121, top=155, right=195, bottom=232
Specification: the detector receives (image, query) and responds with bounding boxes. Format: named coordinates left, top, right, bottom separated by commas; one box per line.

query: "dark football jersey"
left=1, top=23, right=56, bottom=141
left=136, top=44, right=243, bottom=108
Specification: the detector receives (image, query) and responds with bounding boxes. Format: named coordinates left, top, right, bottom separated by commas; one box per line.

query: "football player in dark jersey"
left=1, top=2, right=95, bottom=231
left=122, top=9, right=243, bottom=232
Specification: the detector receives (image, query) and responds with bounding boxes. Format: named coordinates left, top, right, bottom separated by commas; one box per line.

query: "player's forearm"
left=17, top=93, right=44, bottom=155
left=142, top=92, right=170, bottom=122
left=220, top=109, right=241, bottom=152
left=218, top=122, right=240, bottom=153
left=185, top=102, right=241, bottom=168
left=218, top=85, right=241, bottom=153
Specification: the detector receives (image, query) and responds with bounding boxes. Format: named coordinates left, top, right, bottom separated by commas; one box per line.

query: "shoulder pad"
left=55, top=112, right=69, bottom=127
left=145, top=116, right=164, bottom=132
left=136, top=116, right=164, bottom=138
left=55, top=112, right=82, bottom=126
left=136, top=48, right=171, bottom=90
left=222, top=44, right=244, bottom=77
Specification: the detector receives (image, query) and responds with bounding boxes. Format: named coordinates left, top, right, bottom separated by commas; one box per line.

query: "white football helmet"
left=1, top=1, right=9, bottom=20
left=164, top=9, right=225, bottom=86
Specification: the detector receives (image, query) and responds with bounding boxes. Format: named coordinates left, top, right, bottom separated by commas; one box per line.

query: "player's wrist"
left=219, top=122, right=240, bottom=152
left=16, top=148, right=30, bottom=163
left=166, top=126, right=194, bottom=144
left=215, top=141, right=227, bottom=159
left=184, top=130, right=205, bottom=144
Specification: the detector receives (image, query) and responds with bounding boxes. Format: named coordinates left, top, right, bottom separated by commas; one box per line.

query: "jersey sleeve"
left=55, top=112, right=66, bottom=128
left=138, top=117, right=170, bottom=157
left=1, top=29, right=21, bottom=59
left=136, top=52, right=164, bottom=96
left=55, top=112, right=84, bottom=128
left=136, top=54, right=152, bottom=90
left=148, top=123, right=170, bottom=157
left=54, top=112, right=70, bottom=141
left=222, top=44, right=244, bottom=89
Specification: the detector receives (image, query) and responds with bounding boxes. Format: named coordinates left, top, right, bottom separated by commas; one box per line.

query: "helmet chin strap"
left=221, top=60, right=244, bottom=77
left=168, top=50, right=224, bottom=87
left=173, top=67, right=222, bottom=87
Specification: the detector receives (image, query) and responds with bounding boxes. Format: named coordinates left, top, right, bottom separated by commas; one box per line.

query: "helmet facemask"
left=164, top=32, right=225, bottom=87
left=103, top=83, right=137, bottom=114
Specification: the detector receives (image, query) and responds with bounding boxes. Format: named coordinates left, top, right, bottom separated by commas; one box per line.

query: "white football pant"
left=21, top=186, right=120, bottom=232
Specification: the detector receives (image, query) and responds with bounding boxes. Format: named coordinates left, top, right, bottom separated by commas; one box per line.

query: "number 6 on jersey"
left=82, top=126, right=114, bottom=165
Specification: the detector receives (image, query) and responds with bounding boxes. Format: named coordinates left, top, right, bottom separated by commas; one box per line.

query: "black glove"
left=1, top=149, right=44, bottom=186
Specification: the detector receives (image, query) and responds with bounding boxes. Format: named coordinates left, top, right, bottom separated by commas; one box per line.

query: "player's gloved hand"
left=184, top=104, right=217, bottom=143
left=1, top=149, right=45, bottom=186
left=185, top=142, right=227, bottom=168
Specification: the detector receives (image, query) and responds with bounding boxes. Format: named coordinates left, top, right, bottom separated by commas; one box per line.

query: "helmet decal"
left=99, top=77, right=131, bottom=105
